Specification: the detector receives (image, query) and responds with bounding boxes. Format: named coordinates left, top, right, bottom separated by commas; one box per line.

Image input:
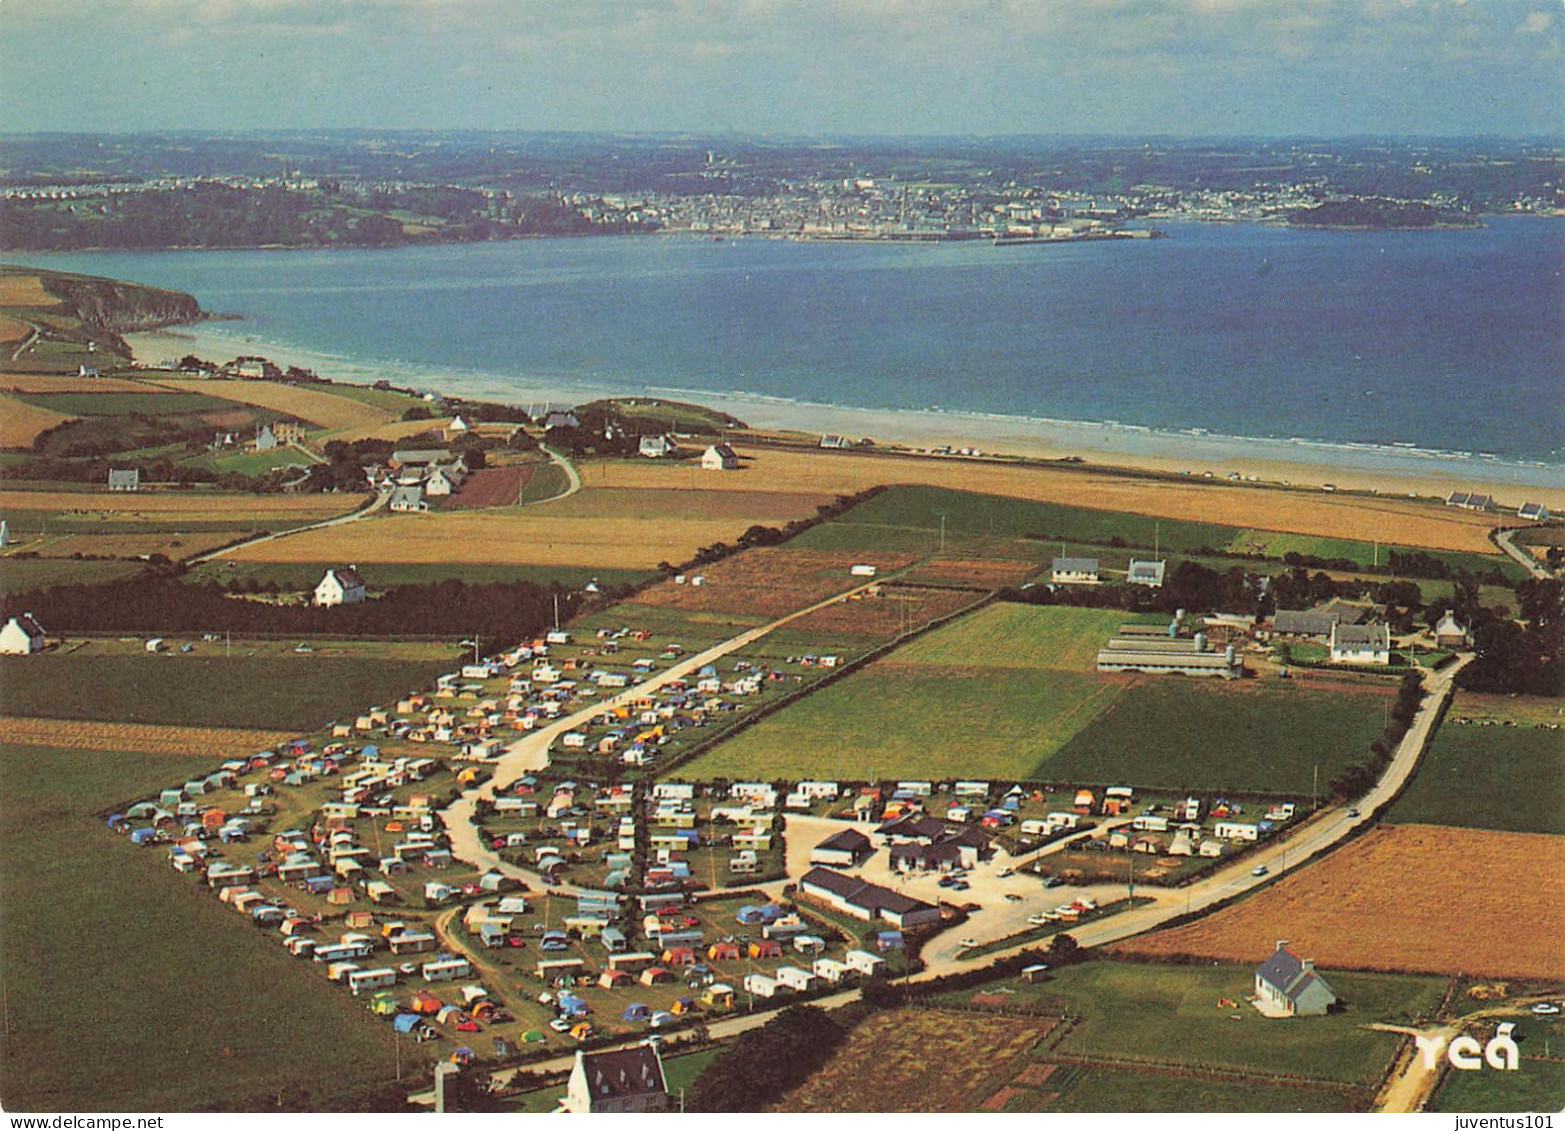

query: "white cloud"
left=1517, top=10, right=1554, bottom=33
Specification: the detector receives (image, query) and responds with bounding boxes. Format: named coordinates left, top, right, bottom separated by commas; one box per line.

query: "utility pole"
left=935, top=512, right=948, bottom=553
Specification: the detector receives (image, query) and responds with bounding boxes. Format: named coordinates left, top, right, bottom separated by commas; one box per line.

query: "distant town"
left=2, top=133, right=1554, bottom=250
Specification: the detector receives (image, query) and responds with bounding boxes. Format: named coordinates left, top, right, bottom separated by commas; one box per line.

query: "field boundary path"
left=188, top=486, right=390, bottom=564
left=1493, top=527, right=1551, bottom=580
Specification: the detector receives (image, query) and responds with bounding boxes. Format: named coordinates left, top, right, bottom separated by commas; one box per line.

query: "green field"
left=1046, top=677, right=1393, bottom=793
left=0, top=650, right=454, bottom=731
left=0, top=744, right=412, bottom=1111
left=14, top=391, right=240, bottom=416
left=1042, top=1065, right=1360, bottom=1113
left=1387, top=722, right=1565, bottom=835
left=979, top=961, right=1443, bottom=1088
left=679, top=663, right=1126, bottom=781
left=891, top=604, right=1162, bottom=672
left=798, top=484, right=1240, bottom=556
left=1431, top=1057, right=1565, bottom=1113
left=0, top=557, right=142, bottom=595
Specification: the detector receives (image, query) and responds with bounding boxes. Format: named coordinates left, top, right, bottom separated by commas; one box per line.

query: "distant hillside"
left=1285, top=199, right=1482, bottom=230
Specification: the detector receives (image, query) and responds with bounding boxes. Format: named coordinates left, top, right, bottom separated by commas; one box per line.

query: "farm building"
left=798, top=867, right=940, bottom=929
left=1051, top=557, right=1100, bottom=585
left=388, top=484, right=428, bottom=513
left=0, top=614, right=46, bottom=655
left=1272, top=610, right=1339, bottom=639
left=314, top=566, right=366, bottom=607
left=1254, top=941, right=1338, bottom=1017
left=1095, top=634, right=1243, bottom=679
left=638, top=435, right=674, bottom=458
left=563, top=1046, right=670, bottom=1114
left=701, top=443, right=740, bottom=470
left=1329, top=623, right=1390, bottom=666
left=107, top=468, right=140, bottom=492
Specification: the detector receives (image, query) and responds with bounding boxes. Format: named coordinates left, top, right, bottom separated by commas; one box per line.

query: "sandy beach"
left=129, top=323, right=1565, bottom=511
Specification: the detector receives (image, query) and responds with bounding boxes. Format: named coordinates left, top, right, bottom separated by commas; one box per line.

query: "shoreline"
left=127, top=323, right=1565, bottom=511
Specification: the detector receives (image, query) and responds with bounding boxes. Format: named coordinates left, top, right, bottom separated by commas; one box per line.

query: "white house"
left=0, top=614, right=46, bottom=655
left=107, top=468, right=140, bottom=492
left=563, top=1046, right=669, bottom=1114
left=388, top=484, right=427, bottom=513
left=1329, top=622, right=1391, bottom=666
left=314, top=567, right=367, bottom=607
left=1254, top=941, right=1338, bottom=1017
left=638, top=435, right=674, bottom=459
left=1051, top=557, right=1100, bottom=585
left=1126, top=559, right=1167, bottom=587
left=702, top=443, right=740, bottom=471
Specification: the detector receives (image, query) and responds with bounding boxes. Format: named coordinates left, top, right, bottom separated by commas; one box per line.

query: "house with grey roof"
left=1272, top=610, right=1339, bottom=639
left=314, top=567, right=366, bottom=607
left=1051, top=557, right=1100, bottom=585
left=563, top=1045, right=669, bottom=1113
left=1254, top=940, right=1338, bottom=1017
left=107, top=468, right=140, bottom=492
left=809, top=827, right=874, bottom=868
left=702, top=443, right=740, bottom=470
left=1518, top=501, right=1550, bottom=522
left=1330, top=622, right=1391, bottom=665
left=1126, top=559, right=1166, bottom=587
left=388, top=484, right=428, bottom=513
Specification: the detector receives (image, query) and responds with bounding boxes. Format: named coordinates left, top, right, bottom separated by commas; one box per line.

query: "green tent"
left=521, top=1029, right=547, bottom=1044
left=369, top=992, right=401, bottom=1016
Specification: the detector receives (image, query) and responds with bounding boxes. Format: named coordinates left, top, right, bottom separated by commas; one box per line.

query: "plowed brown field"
left=598, top=449, right=1503, bottom=553
left=1117, top=824, right=1565, bottom=980
left=0, top=716, right=294, bottom=757
left=630, top=547, right=919, bottom=618
left=443, top=465, right=531, bottom=509
left=901, top=558, right=1042, bottom=588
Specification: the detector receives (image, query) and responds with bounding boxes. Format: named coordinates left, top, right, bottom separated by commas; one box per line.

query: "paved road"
left=188, top=486, right=389, bottom=564
left=1494, top=527, right=1552, bottom=580
left=524, top=445, right=581, bottom=506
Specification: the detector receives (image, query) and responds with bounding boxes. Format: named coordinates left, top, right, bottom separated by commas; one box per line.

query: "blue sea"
left=14, top=217, right=1564, bottom=477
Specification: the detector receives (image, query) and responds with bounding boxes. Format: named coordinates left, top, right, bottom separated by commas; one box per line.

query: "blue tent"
left=557, top=993, right=589, bottom=1016
left=106, top=814, right=128, bottom=830
left=130, top=828, right=159, bottom=846
left=360, top=744, right=379, bottom=758
left=622, top=1002, right=651, bottom=1022
left=392, top=1013, right=422, bottom=1033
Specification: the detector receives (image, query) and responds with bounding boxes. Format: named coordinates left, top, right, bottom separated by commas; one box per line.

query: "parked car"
left=958, top=938, right=978, bottom=948
left=1531, top=1002, right=1561, bottom=1016
left=1042, top=876, right=1065, bottom=888
left=1251, top=865, right=1269, bottom=877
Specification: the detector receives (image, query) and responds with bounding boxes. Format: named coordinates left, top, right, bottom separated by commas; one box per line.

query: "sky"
left=1, top=0, right=1560, bottom=137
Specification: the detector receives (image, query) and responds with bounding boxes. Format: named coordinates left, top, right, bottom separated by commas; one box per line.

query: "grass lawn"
left=1045, top=677, right=1393, bottom=793
left=1431, top=1058, right=1565, bottom=1114
left=1387, top=722, right=1565, bottom=835
left=0, top=650, right=453, bottom=731
left=0, top=743, right=412, bottom=1111
left=1042, top=1065, right=1360, bottom=1113
left=1021, top=960, right=1444, bottom=1086
left=519, top=461, right=570, bottom=503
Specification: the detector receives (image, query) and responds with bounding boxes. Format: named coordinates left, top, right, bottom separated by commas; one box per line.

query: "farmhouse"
left=1329, top=622, right=1391, bottom=666
left=701, top=443, right=740, bottom=471
left=638, top=434, right=674, bottom=458
left=388, top=484, right=428, bottom=513
left=1518, top=501, right=1550, bottom=522
left=107, top=468, right=140, bottom=492
left=1254, top=940, right=1338, bottom=1017
left=0, top=614, right=46, bottom=655
left=1445, top=491, right=1495, bottom=512
left=314, top=566, right=366, bottom=607
left=1433, top=612, right=1471, bottom=650
left=1051, top=557, right=1100, bottom=585
left=563, top=1045, right=669, bottom=1114
left=1126, top=559, right=1167, bottom=587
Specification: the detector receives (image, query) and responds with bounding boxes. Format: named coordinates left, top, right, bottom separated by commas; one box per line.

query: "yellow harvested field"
left=314, top=417, right=457, bottom=444
left=0, top=394, right=73, bottom=448
left=1117, top=824, right=1565, bottom=981
left=224, top=509, right=750, bottom=569
left=0, top=716, right=295, bottom=757
left=597, top=448, right=1501, bottom=553
left=0, top=316, right=32, bottom=344
left=152, top=379, right=397, bottom=431
left=0, top=276, right=62, bottom=308
left=0, top=373, right=166, bottom=394
left=0, top=489, right=359, bottom=523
